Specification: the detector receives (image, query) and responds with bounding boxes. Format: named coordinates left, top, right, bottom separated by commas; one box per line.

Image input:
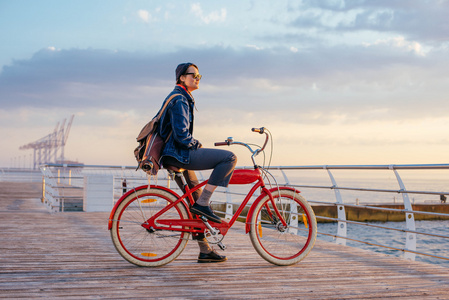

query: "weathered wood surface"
left=1, top=182, right=449, bottom=299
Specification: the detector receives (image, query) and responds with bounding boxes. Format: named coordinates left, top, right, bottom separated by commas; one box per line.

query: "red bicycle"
left=109, top=127, right=317, bottom=267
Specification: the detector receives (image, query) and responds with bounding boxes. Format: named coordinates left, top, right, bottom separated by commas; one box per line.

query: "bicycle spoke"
left=110, top=187, right=190, bottom=267
left=249, top=190, right=317, bottom=266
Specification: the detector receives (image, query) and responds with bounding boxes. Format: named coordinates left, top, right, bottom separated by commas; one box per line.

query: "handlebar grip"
left=251, top=127, right=265, bottom=134
left=214, top=142, right=228, bottom=146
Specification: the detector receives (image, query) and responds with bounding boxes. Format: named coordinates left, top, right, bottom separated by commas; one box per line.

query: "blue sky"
left=1, top=0, right=449, bottom=167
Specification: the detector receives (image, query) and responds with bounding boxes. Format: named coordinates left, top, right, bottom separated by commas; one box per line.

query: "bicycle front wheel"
left=249, top=190, right=317, bottom=266
left=110, top=187, right=190, bottom=267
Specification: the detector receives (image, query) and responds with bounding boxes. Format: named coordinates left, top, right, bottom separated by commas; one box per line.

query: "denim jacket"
left=159, top=85, right=201, bottom=164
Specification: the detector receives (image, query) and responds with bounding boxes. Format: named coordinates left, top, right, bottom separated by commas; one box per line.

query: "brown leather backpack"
left=134, top=94, right=180, bottom=175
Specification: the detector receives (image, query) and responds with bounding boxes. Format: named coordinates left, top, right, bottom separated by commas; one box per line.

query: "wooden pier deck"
left=1, top=182, right=449, bottom=299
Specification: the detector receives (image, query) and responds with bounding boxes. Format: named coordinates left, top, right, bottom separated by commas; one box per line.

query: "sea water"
left=317, top=220, right=449, bottom=267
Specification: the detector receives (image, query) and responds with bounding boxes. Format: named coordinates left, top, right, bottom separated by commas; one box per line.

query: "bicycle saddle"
left=164, top=165, right=185, bottom=173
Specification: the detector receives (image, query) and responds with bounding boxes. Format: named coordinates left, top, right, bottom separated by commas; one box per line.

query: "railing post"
left=42, top=176, right=45, bottom=203
left=289, top=198, right=299, bottom=235
left=326, top=168, right=347, bottom=246
left=392, top=168, right=416, bottom=260
left=279, top=167, right=299, bottom=233
left=166, top=170, right=171, bottom=189
left=225, top=187, right=233, bottom=220
left=279, top=168, right=290, bottom=185
left=40, top=166, right=60, bottom=212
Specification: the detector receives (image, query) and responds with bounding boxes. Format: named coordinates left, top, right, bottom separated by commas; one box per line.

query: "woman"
left=158, top=62, right=237, bottom=263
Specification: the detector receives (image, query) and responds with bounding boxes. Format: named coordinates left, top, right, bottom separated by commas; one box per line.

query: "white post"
left=392, top=168, right=416, bottom=261
left=327, top=168, right=347, bottom=246
left=289, top=198, right=298, bottom=235
left=225, top=187, right=233, bottom=220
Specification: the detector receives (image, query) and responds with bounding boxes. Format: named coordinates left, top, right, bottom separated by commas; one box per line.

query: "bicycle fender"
left=107, top=185, right=183, bottom=230
left=245, top=186, right=301, bottom=234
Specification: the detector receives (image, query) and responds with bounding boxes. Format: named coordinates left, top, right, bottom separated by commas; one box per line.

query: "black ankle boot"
left=198, top=250, right=227, bottom=263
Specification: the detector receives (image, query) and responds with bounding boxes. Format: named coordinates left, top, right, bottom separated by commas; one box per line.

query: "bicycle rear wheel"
left=110, top=187, right=190, bottom=267
left=249, top=190, right=317, bottom=266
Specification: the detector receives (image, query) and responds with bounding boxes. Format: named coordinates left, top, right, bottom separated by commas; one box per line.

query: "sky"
left=1, top=0, right=449, bottom=168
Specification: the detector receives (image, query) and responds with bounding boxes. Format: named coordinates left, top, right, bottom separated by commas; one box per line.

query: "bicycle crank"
left=200, top=216, right=226, bottom=249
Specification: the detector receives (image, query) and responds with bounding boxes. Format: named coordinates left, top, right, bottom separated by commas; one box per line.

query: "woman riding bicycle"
left=158, top=62, right=237, bottom=263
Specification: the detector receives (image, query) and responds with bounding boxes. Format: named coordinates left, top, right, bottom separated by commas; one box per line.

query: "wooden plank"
left=1, top=182, right=449, bottom=299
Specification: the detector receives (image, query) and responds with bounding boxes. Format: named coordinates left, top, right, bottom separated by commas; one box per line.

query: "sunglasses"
left=185, top=73, right=202, bottom=80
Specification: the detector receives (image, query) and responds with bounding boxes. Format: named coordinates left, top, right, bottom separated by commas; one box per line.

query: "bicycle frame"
left=112, top=128, right=294, bottom=231
left=109, top=127, right=297, bottom=236
left=140, top=167, right=289, bottom=236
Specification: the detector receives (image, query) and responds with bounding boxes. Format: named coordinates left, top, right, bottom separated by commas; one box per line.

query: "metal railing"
left=0, top=168, right=42, bottom=182
left=263, top=164, right=449, bottom=265
left=40, top=164, right=148, bottom=212
left=39, top=163, right=449, bottom=265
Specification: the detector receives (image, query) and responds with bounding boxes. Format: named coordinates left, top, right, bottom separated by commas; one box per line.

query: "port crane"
left=19, top=115, right=74, bottom=169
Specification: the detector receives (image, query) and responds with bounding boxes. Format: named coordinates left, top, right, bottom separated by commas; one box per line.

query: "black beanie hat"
left=175, top=62, right=196, bottom=82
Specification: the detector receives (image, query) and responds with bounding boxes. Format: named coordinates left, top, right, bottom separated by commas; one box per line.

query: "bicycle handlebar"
left=214, top=127, right=270, bottom=166
left=251, top=127, right=265, bottom=134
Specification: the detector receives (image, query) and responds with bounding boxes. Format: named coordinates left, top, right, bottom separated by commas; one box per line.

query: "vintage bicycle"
left=108, top=127, right=317, bottom=267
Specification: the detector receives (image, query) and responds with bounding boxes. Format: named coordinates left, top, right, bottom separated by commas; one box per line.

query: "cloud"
left=3, top=1, right=449, bottom=167
left=1, top=43, right=448, bottom=125
left=1, top=42, right=449, bottom=166
left=288, top=1, right=449, bottom=44
left=137, top=9, right=151, bottom=23
left=137, top=8, right=163, bottom=23
left=363, top=36, right=427, bottom=56
left=0, top=47, right=177, bottom=109
left=191, top=3, right=227, bottom=24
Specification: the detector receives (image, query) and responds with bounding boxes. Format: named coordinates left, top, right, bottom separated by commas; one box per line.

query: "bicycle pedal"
left=217, top=242, right=226, bottom=251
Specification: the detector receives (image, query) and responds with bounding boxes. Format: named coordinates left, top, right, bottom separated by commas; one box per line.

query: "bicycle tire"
left=249, top=190, right=317, bottom=266
left=110, top=187, right=190, bottom=267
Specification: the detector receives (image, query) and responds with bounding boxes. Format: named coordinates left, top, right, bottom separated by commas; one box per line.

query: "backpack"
left=134, top=94, right=180, bottom=175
